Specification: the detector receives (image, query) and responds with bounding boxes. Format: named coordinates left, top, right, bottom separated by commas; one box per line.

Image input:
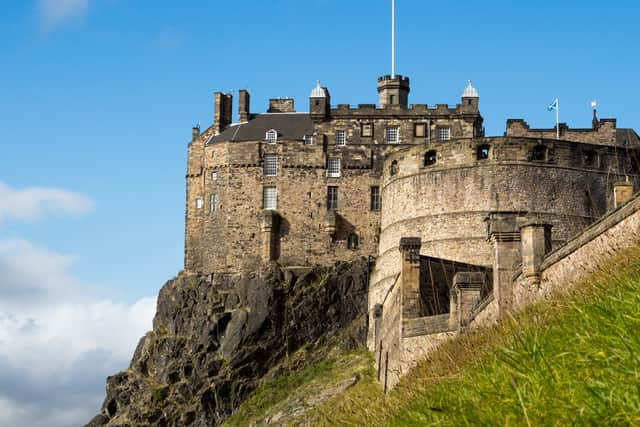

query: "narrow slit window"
left=327, top=186, right=339, bottom=210
left=209, top=194, right=218, bottom=213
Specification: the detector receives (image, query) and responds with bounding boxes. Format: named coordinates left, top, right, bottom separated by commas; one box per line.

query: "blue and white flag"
left=548, top=98, right=558, bottom=111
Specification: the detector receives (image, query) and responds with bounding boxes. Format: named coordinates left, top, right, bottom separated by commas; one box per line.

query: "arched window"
left=531, top=145, right=547, bottom=162
left=265, top=129, right=278, bottom=144
left=477, top=145, right=490, bottom=160
left=424, top=150, right=437, bottom=166
left=347, top=233, right=360, bottom=249
left=390, top=160, right=399, bottom=176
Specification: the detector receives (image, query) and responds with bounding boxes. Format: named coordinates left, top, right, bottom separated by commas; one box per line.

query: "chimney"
left=213, top=92, right=233, bottom=135
left=238, top=89, right=250, bottom=122
left=268, top=98, right=295, bottom=113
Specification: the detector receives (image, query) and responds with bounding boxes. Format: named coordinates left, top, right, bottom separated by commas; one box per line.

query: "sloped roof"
left=209, top=113, right=313, bottom=144
left=617, top=128, right=640, bottom=147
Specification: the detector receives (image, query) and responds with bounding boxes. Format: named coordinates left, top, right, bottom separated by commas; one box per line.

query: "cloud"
left=37, top=0, right=90, bottom=31
left=0, top=182, right=94, bottom=224
left=0, top=238, right=156, bottom=427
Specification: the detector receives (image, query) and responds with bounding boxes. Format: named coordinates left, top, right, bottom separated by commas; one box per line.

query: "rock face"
left=86, top=259, right=370, bottom=426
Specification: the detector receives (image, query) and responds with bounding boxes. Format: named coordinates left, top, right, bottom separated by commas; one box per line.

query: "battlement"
left=378, top=74, right=410, bottom=84
left=504, top=117, right=629, bottom=146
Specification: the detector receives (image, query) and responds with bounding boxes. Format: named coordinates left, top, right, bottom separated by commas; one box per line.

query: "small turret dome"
left=310, top=80, right=327, bottom=98
left=462, top=80, right=479, bottom=98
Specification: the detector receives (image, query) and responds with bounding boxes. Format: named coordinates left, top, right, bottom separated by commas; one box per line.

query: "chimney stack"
left=213, top=92, right=233, bottom=135
left=238, top=89, right=250, bottom=123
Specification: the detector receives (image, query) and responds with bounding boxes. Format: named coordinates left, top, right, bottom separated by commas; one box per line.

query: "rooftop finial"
left=462, top=80, right=479, bottom=98
left=310, top=80, right=326, bottom=98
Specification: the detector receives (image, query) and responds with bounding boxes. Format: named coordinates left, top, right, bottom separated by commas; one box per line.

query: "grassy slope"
left=227, top=248, right=640, bottom=426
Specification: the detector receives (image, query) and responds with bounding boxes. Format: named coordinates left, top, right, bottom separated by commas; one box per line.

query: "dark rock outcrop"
left=86, top=259, right=370, bottom=426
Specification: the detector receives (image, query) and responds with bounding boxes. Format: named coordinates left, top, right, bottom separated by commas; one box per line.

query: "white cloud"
left=0, top=182, right=94, bottom=224
left=37, top=0, right=90, bottom=31
left=0, top=238, right=156, bottom=427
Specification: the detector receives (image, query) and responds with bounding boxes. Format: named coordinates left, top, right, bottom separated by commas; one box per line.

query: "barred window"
left=327, top=158, right=341, bottom=177
left=336, top=130, right=346, bottom=146
left=266, top=129, right=278, bottom=144
left=386, top=127, right=399, bottom=144
left=304, top=135, right=314, bottom=145
left=263, top=186, right=277, bottom=210
left=370, top=186, right=381, bottom=211
left=437, top=127, right=450, bottom=141
left=263, top=154, right=277, bottom=176
left=210, top=193, right=218, bottom=213
left=327, top=186, right=339, bottom=210
left=211, top=171, right=218, bottom=181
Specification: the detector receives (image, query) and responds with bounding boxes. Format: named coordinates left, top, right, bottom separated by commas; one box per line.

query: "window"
left=327, top=158, right=341, bottom=177
left=209, top=194, right=218, bottom=213
left=361, top=123, right=373, bottom=137
left=347, top=233, right=360, bottom=249
left=532, top=145, right=547, bottom=162
left=437, top=127, right=450, bottom=141
left=211, top=171, right=218, bottom=181
left=195, top=198, right=203, bottom=209
left=263, top=154, right=277, bottom=176
left=583, top=150, right=598, bottom=168
left=414, top=123, right=426, bottom=138
left=304, top=135, right=314, bottom=145
left=386, top=127, right=399, bottom=144
left=370, top=186, right=381, bottom=211
left=390, top=160, right=399, bottom=176
left=336, top=130, right=346, bottom=146
left=266, top=129, right=278, bottom=144
left=263, top=186, right=277, bottom=210
left=424, top=150, right=437, bottom=166
left=477, top=145, right=490, bottom=160
left=327, top=186, right=339, bottom=210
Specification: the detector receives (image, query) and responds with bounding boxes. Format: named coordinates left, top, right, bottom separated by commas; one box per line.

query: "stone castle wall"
left=368, top=136, right=635, bottom=343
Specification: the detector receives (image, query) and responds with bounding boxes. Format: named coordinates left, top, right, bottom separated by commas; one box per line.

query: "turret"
left=460, top=80, right=479, bottom=113
left=310, top=80, right=330, bottom=120
left=377, top=74, right=410, bottom=108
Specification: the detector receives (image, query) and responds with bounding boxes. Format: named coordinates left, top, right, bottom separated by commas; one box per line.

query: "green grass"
left=306, top=248, right=640, bottom=426
left=223, top=349, right=373, bottom=426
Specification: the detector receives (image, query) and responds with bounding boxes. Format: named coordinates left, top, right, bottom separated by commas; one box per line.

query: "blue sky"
left=1, top=1, right=639, bottom=425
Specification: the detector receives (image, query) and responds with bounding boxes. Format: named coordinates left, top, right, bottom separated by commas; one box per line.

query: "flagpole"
left=391, top=0, right=395, bottom=78
left=556, top=97, right=559, bottom=139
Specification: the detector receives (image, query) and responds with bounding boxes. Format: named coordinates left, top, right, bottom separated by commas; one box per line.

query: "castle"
left=184, top=74, right=640, bottom=388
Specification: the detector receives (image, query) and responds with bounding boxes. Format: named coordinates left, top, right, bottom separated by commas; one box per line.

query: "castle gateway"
left=184, top=75, right=640, bottom=387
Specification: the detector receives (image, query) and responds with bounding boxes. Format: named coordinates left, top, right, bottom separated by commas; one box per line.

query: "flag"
left=548, top=98, right=558, bottom=111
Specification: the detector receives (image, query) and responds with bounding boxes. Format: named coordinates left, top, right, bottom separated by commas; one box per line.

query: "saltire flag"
left=548, top=98, right=558, bottom=111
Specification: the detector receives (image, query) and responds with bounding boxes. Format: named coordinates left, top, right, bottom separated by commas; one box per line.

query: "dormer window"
left=266, top=129, right=278, bottom=144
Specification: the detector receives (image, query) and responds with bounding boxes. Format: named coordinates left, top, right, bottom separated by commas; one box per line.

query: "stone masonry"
left=183, top=73, right=640, bottom=388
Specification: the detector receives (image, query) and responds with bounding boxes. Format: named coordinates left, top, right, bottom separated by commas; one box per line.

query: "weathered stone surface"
left=87, top=259, right=370, bottom=426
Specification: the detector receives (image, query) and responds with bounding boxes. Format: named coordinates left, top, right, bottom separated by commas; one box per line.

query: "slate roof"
left=208, top=113, right=313, bottom=144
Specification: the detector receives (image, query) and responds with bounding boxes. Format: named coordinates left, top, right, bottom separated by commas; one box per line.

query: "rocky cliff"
left=86, top=259, right=370, bottom=426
